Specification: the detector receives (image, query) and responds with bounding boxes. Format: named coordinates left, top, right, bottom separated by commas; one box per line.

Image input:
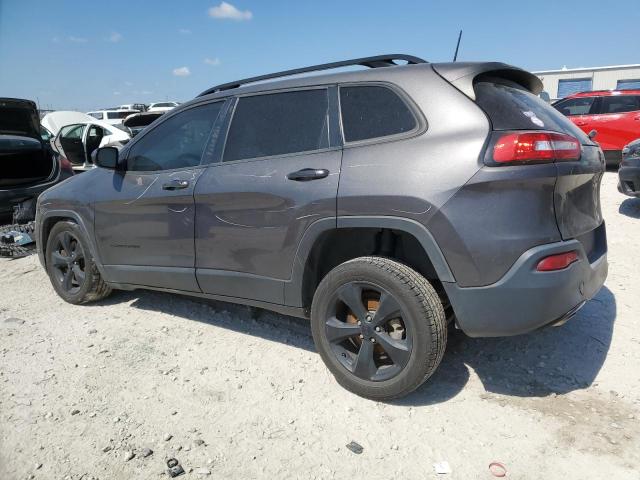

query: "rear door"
left=194, top=87, right=341, bottom=304
left=54, top=124, right=87, bottom=166
left=93, top=101, right=225, bottom=291
left=590, top=94, right=640, bottom=151
left=554, top=96, right=598, bottom=135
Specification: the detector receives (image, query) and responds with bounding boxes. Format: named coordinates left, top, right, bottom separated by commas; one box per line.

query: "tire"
left=45, top=221, right=112, bottom=304
left=310, top=256, right=447, bottom=400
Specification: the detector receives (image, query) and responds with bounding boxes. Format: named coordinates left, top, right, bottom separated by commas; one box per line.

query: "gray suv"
left=36, top=55, right=608, bottom=399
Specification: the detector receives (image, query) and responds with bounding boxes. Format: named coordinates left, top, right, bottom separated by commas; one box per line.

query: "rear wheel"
left=311, top=256, right=447, bottom=400
left=45, top=221, right=112, bottom=304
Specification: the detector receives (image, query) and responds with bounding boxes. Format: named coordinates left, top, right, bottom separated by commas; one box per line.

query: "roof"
left=533, top=64, right=640, bottom=75
left=567, top=89, right=640, bottom=98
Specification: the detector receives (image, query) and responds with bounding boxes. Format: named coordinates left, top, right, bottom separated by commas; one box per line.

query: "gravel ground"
left=1, top=172, right=639, bottom=480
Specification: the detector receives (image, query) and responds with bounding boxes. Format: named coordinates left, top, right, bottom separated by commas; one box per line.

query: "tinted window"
left=128, top=102, right=222, bottom=171
left=107, top=111, right=135, bottom=120
left=553, top=97, right=595, bottom=116
left=598, top=95, right=640, bottom=114
left=223, top=89, right=329, bottom=162
left=557, top=78, right=592, bottom=98
left=88, top=112, right=103, bottom=120
left=340, top=86, right=416, bottom=142
left=474, top=82, right=590, bottom=142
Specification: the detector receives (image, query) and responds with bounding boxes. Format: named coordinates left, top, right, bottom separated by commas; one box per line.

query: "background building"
left=534, top=64, right=640, bottom=101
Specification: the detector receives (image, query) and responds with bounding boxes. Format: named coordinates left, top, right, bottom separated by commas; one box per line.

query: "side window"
left=88, top=112, right=103, bottom=120
left=223, top=89, right=329, bottom=162
left=340, top=85, right=417, bottom=142
left=60, top=124, right=85, bottom=139
left=553, top=97, right=595, bottom=116
left=598, top=96, right=640, bottom=114
left=127, top=102, right=223, bottom=172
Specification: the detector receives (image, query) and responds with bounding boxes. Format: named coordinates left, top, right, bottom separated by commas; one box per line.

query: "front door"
left=93, top=101, right=225, bottom=291
left=194, top=88, right=341, bottom=304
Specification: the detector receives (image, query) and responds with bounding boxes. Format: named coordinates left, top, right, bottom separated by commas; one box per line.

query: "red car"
left=554, top=90, right=640, bottom=166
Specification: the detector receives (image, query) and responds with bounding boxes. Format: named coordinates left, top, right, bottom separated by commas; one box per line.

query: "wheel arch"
left=284, top=216, right=455, bottom=311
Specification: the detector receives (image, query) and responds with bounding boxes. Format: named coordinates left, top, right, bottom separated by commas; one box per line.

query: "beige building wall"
left=534, top=65, right=640, bottom=100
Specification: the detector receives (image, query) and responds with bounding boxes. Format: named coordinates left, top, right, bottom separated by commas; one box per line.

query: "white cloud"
left=179, top=28, right=192, bottom=34
left=208, top=2, right=252, bottom=21
left=172, top=66, right=191, bottom=77
left=124, top=81, right=134, bottom=87
left=113, top=91, right=121, bottom=96
left=68, top=36, right=88, bottom=43
left=108, top=32, right=123, bottom=43
left=204, top=57, right=221, bottom=66
left=51, top=36, right=60, bottom=43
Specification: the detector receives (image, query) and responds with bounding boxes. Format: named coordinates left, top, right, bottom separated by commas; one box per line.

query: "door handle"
left=576, top=121, right=588, bottom=126
left=162, top=179, right=190, bottom=190
left=286, top=168, right=330, bottom=181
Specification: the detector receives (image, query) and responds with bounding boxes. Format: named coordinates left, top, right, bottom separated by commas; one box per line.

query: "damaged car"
left=45, top=112, right=131, bottom=172
left=0, top=98, right=74, bottom=223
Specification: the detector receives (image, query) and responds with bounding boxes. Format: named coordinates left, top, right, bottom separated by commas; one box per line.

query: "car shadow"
left=619, top=197, right=640, bottom=218
left=95, top=285, right=616, bottom=405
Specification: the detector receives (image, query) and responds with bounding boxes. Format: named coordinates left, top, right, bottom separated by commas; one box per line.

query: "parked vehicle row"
left=35, top=55, right=608, bottom=400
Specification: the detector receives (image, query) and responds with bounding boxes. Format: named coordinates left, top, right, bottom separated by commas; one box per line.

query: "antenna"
left=453, top=30, right=462, bottom=62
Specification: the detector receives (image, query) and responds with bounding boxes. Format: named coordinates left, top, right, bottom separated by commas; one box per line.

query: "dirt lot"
left=1, top=172, right=639, bottom=480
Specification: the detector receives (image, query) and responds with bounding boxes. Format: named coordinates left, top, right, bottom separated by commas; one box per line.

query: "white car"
left=147, top=101, right=179, bottom=113
left=86, top=109, right=140, bottom=126
left=42, top=112, right=130, bottom=172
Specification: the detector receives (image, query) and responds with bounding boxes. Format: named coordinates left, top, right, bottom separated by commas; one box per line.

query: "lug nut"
left=370, top=338, right=376, bottom=343
left=365, top=315, right=372, bottom=322
left=359, top=334, right=364, bottom=339
left=357, top=320, right=361, bottom=326
left=375, top=326, right=381, bottom=332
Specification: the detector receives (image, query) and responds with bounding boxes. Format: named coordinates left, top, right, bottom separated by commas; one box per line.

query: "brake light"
left=59, top=155, right=74, bottom=175
left=492, top=131, right=581, bottom=164
left=536, top=251, right=579, bottom=272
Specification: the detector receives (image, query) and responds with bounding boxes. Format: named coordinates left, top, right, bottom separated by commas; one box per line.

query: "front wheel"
left=311, top=256, right=447, bottom=400
left=45, top=221, right=112, bottom=304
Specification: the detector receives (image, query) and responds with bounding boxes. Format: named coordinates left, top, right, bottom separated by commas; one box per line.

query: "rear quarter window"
left=474, top=81, right=590, bottom=143
left=340, top=85, right=417, bottom=142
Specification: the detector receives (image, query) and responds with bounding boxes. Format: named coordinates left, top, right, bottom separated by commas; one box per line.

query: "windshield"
left=152, top=102, right=175, bottom=108
left=107, top=111, right=135, bottom=120
left=0, top=107, right=39, bottom=138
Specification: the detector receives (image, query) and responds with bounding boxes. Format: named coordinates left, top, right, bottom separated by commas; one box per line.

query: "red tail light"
left=536, top=251, right=579, bottom=272
left=59, top=155, right=74, bottom=175
left=491, top=131, right=581, bottom=164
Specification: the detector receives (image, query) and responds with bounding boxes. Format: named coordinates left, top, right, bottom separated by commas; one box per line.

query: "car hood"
left=41, top=111, right=96, bottom=135
left=0, top=98, right=41, bottom=140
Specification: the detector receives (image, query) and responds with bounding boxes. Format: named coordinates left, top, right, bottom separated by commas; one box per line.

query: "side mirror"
left=588, top=129, right=598, bottom=140
left=95, top=147, right=119, bottom=169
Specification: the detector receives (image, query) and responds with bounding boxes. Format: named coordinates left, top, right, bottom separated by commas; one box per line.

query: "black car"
left=122, top=111, right=165, bottom=137
left=0, top=98, right=73, bottom=222
left=618, top=139, right=640, bottom=197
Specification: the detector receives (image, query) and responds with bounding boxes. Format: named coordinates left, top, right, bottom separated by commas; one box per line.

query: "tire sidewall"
left=45, top=221, right=97, bottom=304
left=311, top=258, right=438, bottom=399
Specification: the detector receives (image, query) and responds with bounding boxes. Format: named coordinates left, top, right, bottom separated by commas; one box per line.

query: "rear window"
left=223, top=89, right=329, bottom=162
left=474, top=81, right=590, bottom=142
left=107, top=111, right=133, bottom=120
left=598, top=95, right=640, bottom=114
left=0, top=107, right=37, bottom=137
left=340, top=85, right=417, bottom=142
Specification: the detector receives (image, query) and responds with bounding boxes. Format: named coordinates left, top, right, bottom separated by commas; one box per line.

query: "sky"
left=1, top=0, right=639, bottom=111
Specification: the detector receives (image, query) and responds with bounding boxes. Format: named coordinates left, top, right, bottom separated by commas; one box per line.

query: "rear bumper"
left=618, top=165, right=640, bottom=197
left=443, top=238, right=608, bottom=337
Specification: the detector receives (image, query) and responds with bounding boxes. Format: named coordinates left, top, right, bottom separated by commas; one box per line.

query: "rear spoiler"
left=431, top=62, right=543, bottom=100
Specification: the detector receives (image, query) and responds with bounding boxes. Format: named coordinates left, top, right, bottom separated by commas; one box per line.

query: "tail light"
left=536, top=251, right=579, bottom=272
left=488, top=131, right=581, bottom=165
left=58, top=155, right=74, bottom=175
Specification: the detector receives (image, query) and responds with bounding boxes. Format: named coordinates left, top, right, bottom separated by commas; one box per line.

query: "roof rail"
left=198, top=54, right=427, bottom=97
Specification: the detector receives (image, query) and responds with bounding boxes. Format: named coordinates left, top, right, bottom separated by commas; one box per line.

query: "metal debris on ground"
left=345, top=441, right=363, bottom=454
left=0, top=221, right=36, bottom=258
left=167, top=458, right=185, bottom=478
left=489, top=461, right=507, bottom=477
left=433, top=461, right=452, bottom=474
